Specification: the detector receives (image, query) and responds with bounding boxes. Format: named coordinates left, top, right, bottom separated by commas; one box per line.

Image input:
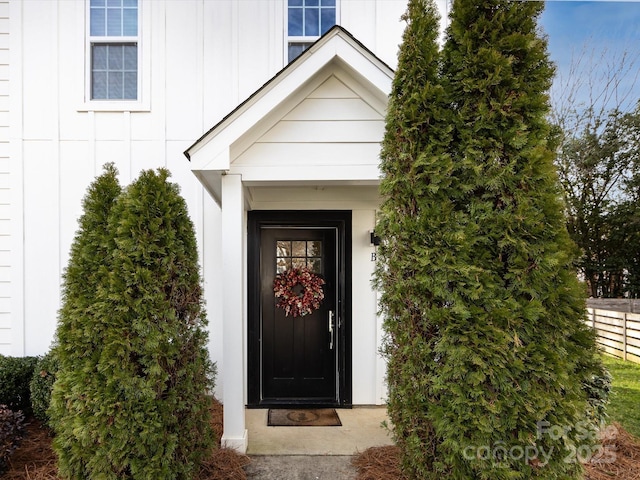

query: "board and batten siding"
left=4, top=0, right=409, bottom=408
left=0, top=0, right=10, bottom=354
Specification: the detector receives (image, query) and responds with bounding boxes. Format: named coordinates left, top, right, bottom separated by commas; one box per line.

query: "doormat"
left=267, top=408, right=342, bottom=427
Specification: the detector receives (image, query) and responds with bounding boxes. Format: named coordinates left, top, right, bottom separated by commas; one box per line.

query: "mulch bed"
left=351, top=423, right=640, bottom=480
left=5, top=399, right=250, bottom=480
left=7, top=409, right=640, bottom=480
left=352, top=445, right=408, bottom=480
left=586, top=424, right=640, bottom=480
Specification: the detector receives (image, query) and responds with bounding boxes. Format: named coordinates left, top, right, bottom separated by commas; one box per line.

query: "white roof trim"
left=185, top=26, right=393, bottom=205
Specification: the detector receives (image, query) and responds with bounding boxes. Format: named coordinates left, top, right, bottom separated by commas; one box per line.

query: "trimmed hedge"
left=0, top=355, right=38, bottom=413
left=30, top=350, right=59, bottom=424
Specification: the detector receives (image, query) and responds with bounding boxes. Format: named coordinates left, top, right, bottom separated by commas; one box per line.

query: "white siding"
left=15, top=0, right=229, bottom=356
left=351, top=208, right=384, bottom=404
left=8, top=0, right=411, bottom=405
left=0, top=0, right=9, bottom=354
left=233, top=74, right=385, bottom=175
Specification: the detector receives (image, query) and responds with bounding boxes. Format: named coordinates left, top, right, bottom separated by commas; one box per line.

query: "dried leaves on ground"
left=352, top=424, right=640, bottom=480
left=5, top=398, right=250, bottom=480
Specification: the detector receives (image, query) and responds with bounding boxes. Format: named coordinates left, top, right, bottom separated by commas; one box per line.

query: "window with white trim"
left=88, top=0, right=139, bottom=100
left=287, top=0, right=337, bottom=63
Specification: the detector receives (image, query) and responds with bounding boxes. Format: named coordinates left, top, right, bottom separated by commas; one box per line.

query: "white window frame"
left=80, top=0, right=151, bottom=112
left=285, top=0, right=340, bottom=64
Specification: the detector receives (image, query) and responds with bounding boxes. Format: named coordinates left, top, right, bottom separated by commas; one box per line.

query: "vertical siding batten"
left=231, top=0, right=239, bottom=107
left=8, top=0, right=24, bottom=355
left=0, top=0, right=9, bottom=354
left=53, top=0, right=63, bottom=325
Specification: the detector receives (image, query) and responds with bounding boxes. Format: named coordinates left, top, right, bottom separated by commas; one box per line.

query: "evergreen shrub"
left=30, top=350, right=59, bottom=424
left=376, top=1, right=604, bottom=478
left=584, top=365, right=612, bottom=428
left=0, top=355, right=38, bottom=413
left=50, top=163, right=122, bottom=479
left=0, top=405, right=25, bottom=474
left=375, top=0, right=453, bottom=477
left=50, top=166, right=214, bottom=480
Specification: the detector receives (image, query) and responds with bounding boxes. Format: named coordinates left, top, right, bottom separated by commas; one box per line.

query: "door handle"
left=329, top=310, right=335, bottom=350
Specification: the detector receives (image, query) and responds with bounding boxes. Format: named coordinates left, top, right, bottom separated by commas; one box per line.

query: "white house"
left=1, top=0, right=449, bottom=452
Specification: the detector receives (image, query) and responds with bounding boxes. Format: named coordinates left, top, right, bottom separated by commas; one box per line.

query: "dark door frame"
left=247, top=210, right=352, bottom=408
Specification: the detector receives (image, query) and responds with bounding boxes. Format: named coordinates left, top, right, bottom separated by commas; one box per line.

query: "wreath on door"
left=273, top=267, right=325, bottom=317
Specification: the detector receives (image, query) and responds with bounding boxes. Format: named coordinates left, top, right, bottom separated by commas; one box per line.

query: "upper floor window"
left=88, top=0, right=139, bottom=100
left=287, top=0, right=337, bottom=63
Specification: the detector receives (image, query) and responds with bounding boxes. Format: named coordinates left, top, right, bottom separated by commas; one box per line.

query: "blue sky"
left=539, top=1, right=640, bottom=113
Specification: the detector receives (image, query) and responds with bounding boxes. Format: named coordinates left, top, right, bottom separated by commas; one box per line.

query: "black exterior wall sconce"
left=370, top=230, right=381, bottom=246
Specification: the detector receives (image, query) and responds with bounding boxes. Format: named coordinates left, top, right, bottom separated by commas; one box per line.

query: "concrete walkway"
left=245, top=455, right=357, bottom=479
left=245, top=406, right=393, bottom=455
left=243, top=407, right=394, bottom=479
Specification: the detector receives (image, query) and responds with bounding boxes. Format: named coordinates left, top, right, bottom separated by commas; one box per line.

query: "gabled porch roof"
left=184, top=26, right=394, bottom=206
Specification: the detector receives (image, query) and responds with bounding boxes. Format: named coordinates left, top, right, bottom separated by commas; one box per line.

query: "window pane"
left=288, top=8, right=302, bottom=36
left=107, top=0, right=121, bottom=7
left=124, top=44, right=137, bottom=69
left=123, top=0, right=137, bottom=6
left=92, top=44, right=107, bottom=69
left=123, top=8, right=138, bottom=36
left=308, top=258, right=322, bottom=273
left=321, top=0, right=335, bottom=5
left=91, top=0, right=106, bottom=7
left=292, top=258, right=306, bottom=269
left=292, top=241, right=306, bottom=257
left=320, top=8, right=335, bottom=34
left=90, top=8, right=106, bottom=36
left=108, top=45, right=123, bottom=69
left=304, top=8, right=319, bottom=36
left=92, top=71, right=107, bottom=99
left=107, top=7, right=122, bottom=35
left=306, top=0, right=319, bottom=6
left=307, top=241, right=322, bottom=257
left=288, top=0, right=303, bottom=5
left=277, top=258, right=291, bottom=274
left=108, top=71, right=123, bottom=99
left=124, top=72, right=137, bottom=99
left=277, top=241, right=291, bottom=257
left=288, top=42, right=309, bottom=62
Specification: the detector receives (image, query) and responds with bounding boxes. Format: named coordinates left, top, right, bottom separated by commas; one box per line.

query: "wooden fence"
left=586, top=298, right=640, bottom=314
left=586, top=308, right=640, bottom=364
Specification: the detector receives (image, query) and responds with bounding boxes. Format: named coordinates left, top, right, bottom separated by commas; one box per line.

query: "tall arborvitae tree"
left=374, top=0, right=453, bottom=477
left=377, top=1, right=604, bottom=478
left=51, top=168, right=214, bottom=479
left=431, top=1, right=601, bottom=478
left=50, top=164, right=123, bottom=478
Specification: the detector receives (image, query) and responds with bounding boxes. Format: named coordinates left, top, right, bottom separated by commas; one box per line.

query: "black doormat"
left=267, top=408, right=342, bottom=427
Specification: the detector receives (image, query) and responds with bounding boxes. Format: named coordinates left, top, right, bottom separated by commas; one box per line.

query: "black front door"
left=261, top=228, right=336, bottom=401
left=248, top=211, right=352, bottom=407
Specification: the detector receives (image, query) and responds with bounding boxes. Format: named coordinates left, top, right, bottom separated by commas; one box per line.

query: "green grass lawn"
left=602, top=355, right=640, bottom=437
